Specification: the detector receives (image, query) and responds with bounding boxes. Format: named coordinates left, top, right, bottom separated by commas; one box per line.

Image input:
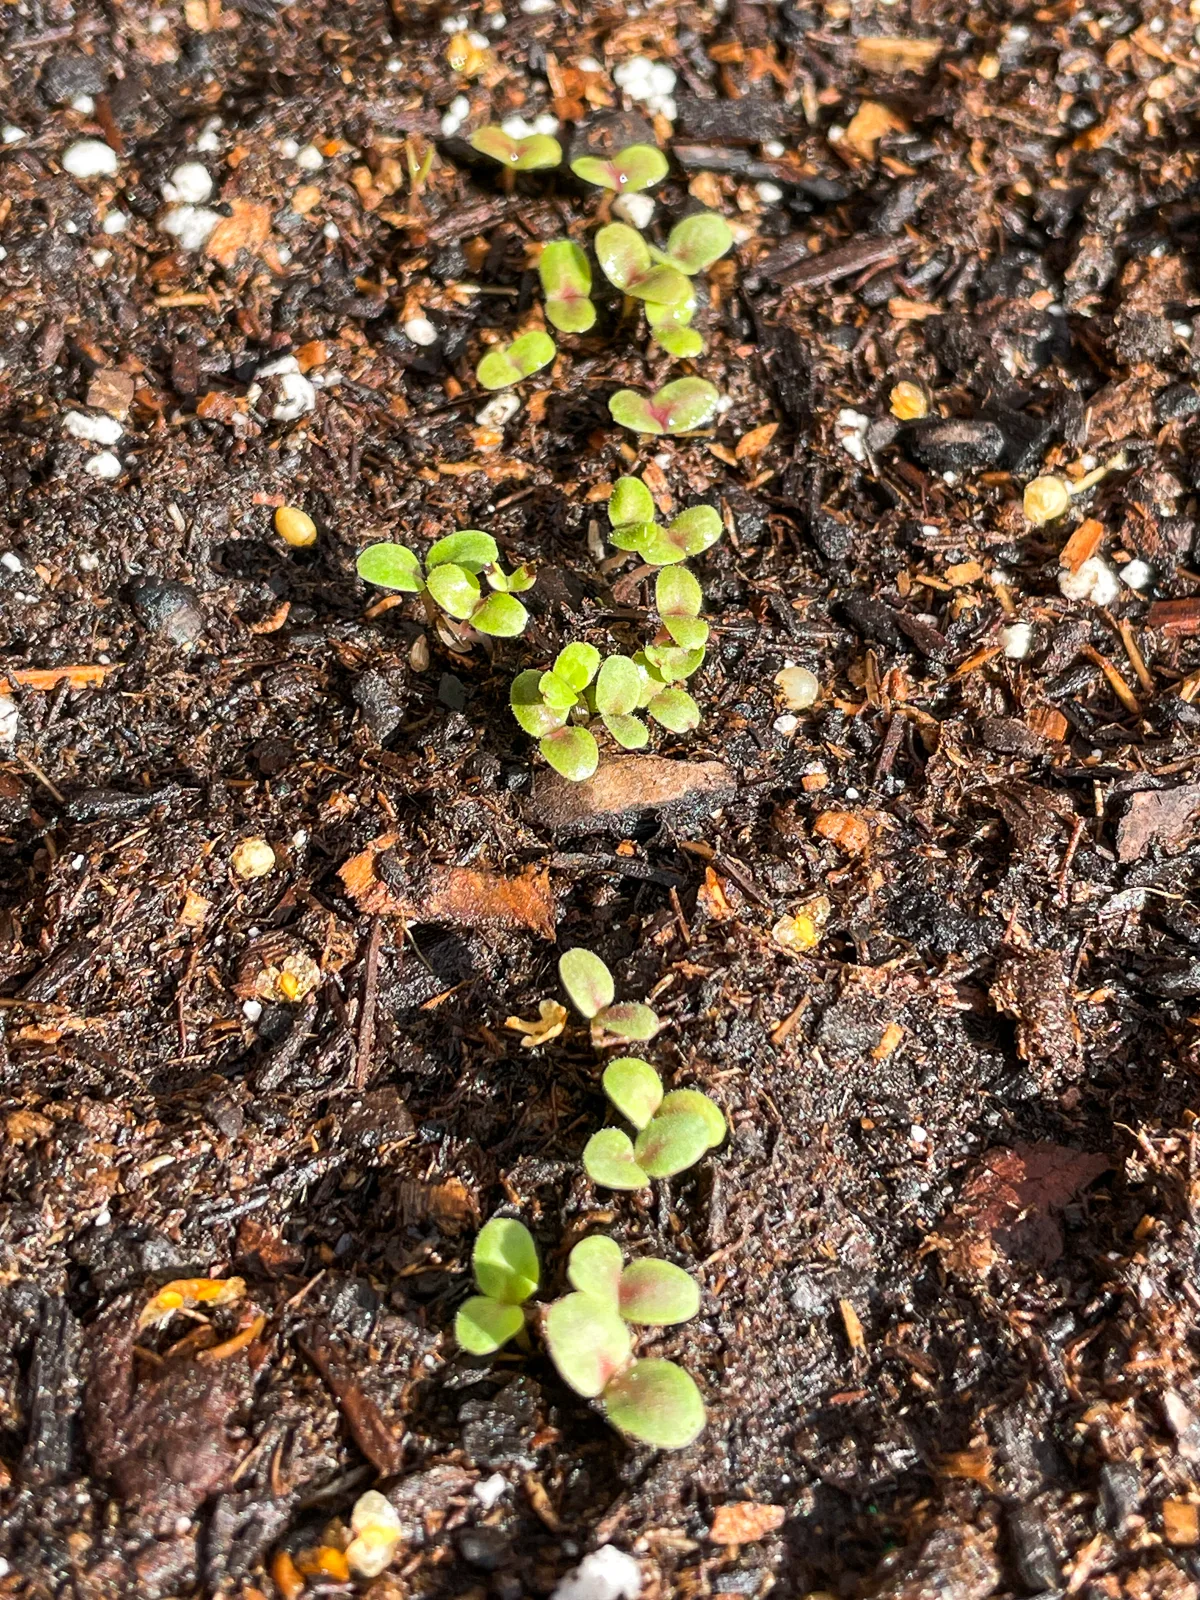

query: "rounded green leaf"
left=612, top=144, right=669, bottom=193
left=541, top=725, right=599, bottom=782
left=508, top=329, right=557, bottom=376
left=553, top=642, right=601, bottom=692
left=470, top=126, right=522, bottom=164
left=641, top=643, right=705, bottom=682
left=595, top=655, right=642, bottom=717
left=646, top=291, right=697, bottom=330
left=627, top=264, right=692, bottom=307
left=511, top=669, right=567, bottom=738
left=427, top=530, right=499, bottom=572
left=596, top=223, right=652, bottom=293
left=596, top=1001, right=659, bottom=1041
left=472, top=591, right=528, bottom=636
left=471, top=126, right=562, bottom=170
left=356, top=542, right=424, bottom=592
left=456, top=1296, right=525, bottom=1355
left=571, top=154, right=623, bottom=190
left=656, top=566, right=702, bottom=620
left=657, top=1089, right=726, bottom=1148
left=426, top=562, right=481, bottom=620
left=663, top=615, right=709, bottom=650
left=619, top=1260, right=700, bottom=1325
left=609, top=520, right=659, bottom=554
left=540, top=240, right=592, bottom=332
left=476, top=349, right=521, bottom=390
left=602, top=712, right=650, bottom=750
left=634, top=1110, right=711, bottom=1177
left=665, top=212, right=734, bottom=275
left=609, top=389, right=664, bottom=436
left=669, top=505, right=723, bottom=557
left=603, top=1057, right=663, bottom=1131
left=543, top=1292, right=633, bottom=1398
left=508, top=565, right=535, bottom=593
left=539, top=670, right=581, bottom=713
left=474, top=1217, right=539, bottom=1304
left=647, top=687, right=701, bottom=733
left=546, top=295, right=596, bottom=334
left=567, top=1236, right=623, bottom=1305
left=653, top=326, right=705, bottom=359
left=657, top=378, right=720, bottom=434
left=603, top=1358, right=706, bottom=1449
left=610, top=476, right=656, bottom=528
left=559, top=947, right=614, bottom=1018
left=583, top=1128, right=650, bottom=1191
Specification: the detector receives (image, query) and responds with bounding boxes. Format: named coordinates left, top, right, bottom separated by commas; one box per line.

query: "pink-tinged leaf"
left=646, top=686, right=701, bottom=733
left=511, top=670, right=568, bottom=738
left=603, top=1358, right=706, bottom=1449
left=471, top=126, right=562, bottom=170
left=543, top=1292, right=633, bottom=1397
left=603, top=1058, right=663, bottom=1130
left=572, top=145, right=667, bottom=193
left=596, top=1001, right=659, bottom=1041
left=540, top=725, right=599, bottom=781
left=618, top=1259, right=700, bottom=1325
left=595, top=223, right=653, bottom=292
left=559, top=947, right=614, bottom=1018
left=608, top=390, right=665, bottom=435
left=665, top=211, right=734, bottom=274
left=609, top=379, right=720, bottom=436
left=634, top=1110, right=711, bottom=1177
left=610, top=476, right=656, bottom=527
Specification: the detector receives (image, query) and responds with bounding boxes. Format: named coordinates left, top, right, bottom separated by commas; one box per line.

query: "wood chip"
left=843, top=100, right=906, bottom=159
left=855, top=36, right=943, bottom=72
left=1147, top=598, right=1200, bottom=637
left=735, top=422, right=778, bottom=461
left=339, top=834, right=558, bottom=939
left=206, top=199, right=272, bottom=268
left=1163, top=1500, right=1199, bottom=1546
left=839, top=1297, right=866, bottom=1353
left=1059, top=518, right=1105, bottom=573
left=709, top=1502, right=787, bottom=1544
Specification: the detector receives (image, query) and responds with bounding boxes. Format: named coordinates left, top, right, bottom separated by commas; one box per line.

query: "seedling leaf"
left=472, top=591, right=528, bottom=636
left=426, top=562, right=481, bottom=620
left=543, top=1292, right=633, bottom=1398
left=567, top=1236, right=623, bottom=1305
left=540, top=241, right=595, bottom=333
left=511, top=670, right=567, bottom=737
left=595, top=1001, right=659, bottom=1041
left=619, top=1260, right=700, bottom=1325
left=670, top=504, right=723, bottom=556
left=476, top=330, right=557, bottom=389
left=602, top=1057, right=663, bottom=1130
left=571, top=143, right=668, bottom=194
left=647, top=686, right=701, bottom=733
left=665, top=212, right=734, bottom=275
left=583, top=1128, right=650, bottom=1191
left=595, top=223, right=652, bottom=293
left=629, top=264, right=693, bottom=306
left=608, top=378, right=720, bottom=436
left=427, top=530, right=499, bottom=572
left=610, top=476, right=656, bottom=528
left=456, top=1296, right=525, bottom=1355
left=658, top=1089, right=726, bottom=1148
left=653, top=325, right=705, bottom=359
left=553, top=642, right=601, bottom=692
left=473, top=1217, right=539, bottom=1304
left=656, top=565, right=702, bottom=619
left=640, top=644, right=705, bottom=683
left=541, top=725, right=599, bottom=781
left=595, top=655, right=642, bottom=717
left=602, top=712, right=649, bottom=750
left=608, top=520, right=659, bottom=553
left=356, top=543, right=424, bottom=592
left=603, top=1358, right=706, bottom=1449
left=471, top=126, right=563, bottom=171
left=559, top=948, right=614, bottom=1018
left=646, top=291, right=697, bottom=330
left=634, top=1110, right=712, bottom=1177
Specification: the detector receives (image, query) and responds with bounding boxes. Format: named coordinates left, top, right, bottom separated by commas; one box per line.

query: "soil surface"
left=4, top=0, right=1200, bottom=1597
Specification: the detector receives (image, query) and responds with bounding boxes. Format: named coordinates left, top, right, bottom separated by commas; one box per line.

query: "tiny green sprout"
left=470, top=126, right=563, bottom=171
left=559, top=947, right=659, bottom=1041
left=455, top=1216, right=540, bottom=1356
left=609, top=378, right=721, bottom=437
left=567, top=1237, right=700, bottom=1326
left=511, top=642, right=601, bottom=781
left=543, top=1291, right=632, bottom=1398
left=595, top=224, right=692, bottom=307
left=571, top=143, right=668, bottom=194
left=476, top=329, right=557, bottom=390
left=646, top=293, right=705, bottom=359
left=592, top=1057, right=725, bottom=1186
left=539, top=241, right=595, bottom=334
left=653, top=325, right=705, bottom=359
left=358, top=531, right=533, bottom=638
left=656, top=566, right=708, bottom=651
left=607, top=479, right=723, bottom=567
left=603, top=1357, right=706, bottom=1450
left=655, top=211, right=735, bottom=276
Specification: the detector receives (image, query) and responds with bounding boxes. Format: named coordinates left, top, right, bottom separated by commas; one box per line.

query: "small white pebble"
left=649, top=62, right=677, bottom=94
left=441, top=11, right=468, bottom=29
left=147, top=12, right=170, bottom=32
left=323, top=222, right=340, bottom=240
left=476, top=391, right=521, bottom=428
left=0, top=552, right=22, bottom=573
left=1121, top=559, right=1153, bottom=591
left=845, top=786, right=860, bottom=801
left=102, top=209, right=129, bottom=234
left=552, top=1546, right=642, bottom=1600
left=278, top=137, right=300, bottom=160
left=296, top=143, right=324, bottom=171
left=160, top=204, right=221, bottom=250
left=489, top=10, right=507, bottom=27
left=762, top=139, right=785, bottom=158
left=91, top=248, right=112, bottom=267
left=62, top=139, right=119, bottom=178
left=195, top=118, right=222, bottom=153
left=1000, top=622, right=1033, bottom=660
left=502, top=114, right=536, bottom=139
left=534, top=112, right=560, bottom=135
left=942, top=470, right=958, bottom=484
left=836, top=408, right=870, bottom=464
left=386, top=56, right=403, bottom=72
left=1059, top=556, right=1120, bottom=606
left=910, top=1124, right=928, bottom=1143
left=0, top=697, right=18, bottom=746
left=474, top=1473, right=509, bottom=1510
left=271, top=371, right=317, bottom=421
left=774, top=713, right=799, bottom=735
left=84, top=451, right=122, bottom=480
left=578, top=56, right=601, bottom=71
left=259, top=354, right=299, bottom=379
left=162, top=161, right=213, bottom=204
left=774, top=665, right=819, bottom=711
left=520, top=0, right=554, bottom=14
left=64, top=410, right=123, bottom=445
left=64, top=220, right=78, bottom=234
left=404, top=315, right=439, bottom=347
left=71, top=94, right=96, bottom=115
left=756, top=180, right=784, bottom=204
left=242, top=999, right=263, bottom=1022
left=2, top=125, right=26, bottom=145
left=70, top=854, right=85, bottom=870
left=291, top=829, right=308, bottom=848
left=613, top=193, right=655, bottom=229
left=828, top=124, right=845, bottom=143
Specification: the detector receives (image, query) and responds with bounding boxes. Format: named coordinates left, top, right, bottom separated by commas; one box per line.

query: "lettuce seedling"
left=595, top=224, right=692, bottom=309
left=604, top=1357, right=706, bottom=1449
left=607, top=474, right=724, bottom=567
left=583, top=1057, right=725, bottom=1189
left=571, top=143, right=668, bottom=194
left=543, top=1291, right=632, bottom=1397
left=476, top=329, right=557, bottom=390
left=567, top=1236, right=700, bottom=1326
left=470, top=126, right=563, bottom=171
left=540, top=241, right=596, bottom=334
left=357, top=530, right=534, bottom=637
left=559, top=948, right=659, bottom=1041
left=455, top=1216, right=540, bottom=1355
left=609, top=378, right=720, bottom=436
left=511, top=642, right=602, bottom=782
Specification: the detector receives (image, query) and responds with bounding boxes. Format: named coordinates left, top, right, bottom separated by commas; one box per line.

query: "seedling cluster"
left=455, top=947, right=724, bottom=1451
left=356, top=530, right=534, bottom=638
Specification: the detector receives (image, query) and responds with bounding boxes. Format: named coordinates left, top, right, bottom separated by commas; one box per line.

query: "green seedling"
left=645, top=287, right=703, bottom=357
left=455, top=1216, right=540, bottom=1355
left=595, top=224, right=692, bottom=308
left=583, top=1057, right=725, bottom=1189
left=539, top=240, right=595, bottom=334
left=543, top=1291, right=632, bottom=1397
left=476, top=329, right=557, bottom=390
left=604, top=1357, right=706, bottom=1449
left=656, top=566, right=708, bottom=650
left=567, top=1236, right=700, bottom=1326
left=470, top=126, right=563, bottom=171
left=607, top=474, right=724, bottom=567
left=609, top=377, right=720, bottom=436
left=511, top=642, right=602, bottom=782
left=653, top=212, right=734, bottom=276
left=571, top=143, right=668, bottom=194
left=559, top=947, right=658, bottom=1041
left=357, top=530, right=534, bottom=638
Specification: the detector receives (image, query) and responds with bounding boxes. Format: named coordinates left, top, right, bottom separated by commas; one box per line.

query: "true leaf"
left=426, top=562, right=481, bottom=620
left=541, top=725, right=599, bottom=781
left=470, top=126, right=563, bottom=171
left=602, top=712, right=649, bottom=750
left=603, top=1358, right=706, bottom=1450
left=553, top=642, right=601, bottom=692
left=619, top=1260, right=700, bottom=1325
left=567, top=1236, right=623, bottom=1305
left=559, top=948, right=614, bottom=1018
left=640, top=643, right=705, bottom=683
left=609, top=378, right=720, bottom=436
left=456, top=1296, right=525, bottom=1355
left=634, top=1110, right=712, bottom=1177
left=571, top=143, right=668, bottom=194
left=356, top=543, right=424, bottom=592
left=539, top=670, right=580, bottom=713
left=543, top=1292, right=632, bottom=1398
left=603, top=1057, right=663, bottom=1130
left=664, top=211, right=734, bottom=274
left=647, top=686, right=701, bottom=733
left=658, top=1089, right=726, bottom=1148
left=472, top=591, right=528, bottom=636
left=594, top=655, right=642, bottom=717
left=476, top=330, right=557, bottom=390
left=473, top=1217, right=539, bottom=1304
left=583, top=1128, right=650, bottom=1191
left=511, top=670, right=567, bottom=738
left=595, top=1001, right=659, bottom=1041
left=427, top=529, right=499, bottom=572
left=610, top=476, right=656, bottom=528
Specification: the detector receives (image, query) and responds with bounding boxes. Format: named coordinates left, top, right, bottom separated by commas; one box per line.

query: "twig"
left=355, top=916, right=383, bottom=1091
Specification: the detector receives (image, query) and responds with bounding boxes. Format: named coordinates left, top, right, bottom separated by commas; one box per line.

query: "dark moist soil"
left=3, top=0, right=1200, bottom=1596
